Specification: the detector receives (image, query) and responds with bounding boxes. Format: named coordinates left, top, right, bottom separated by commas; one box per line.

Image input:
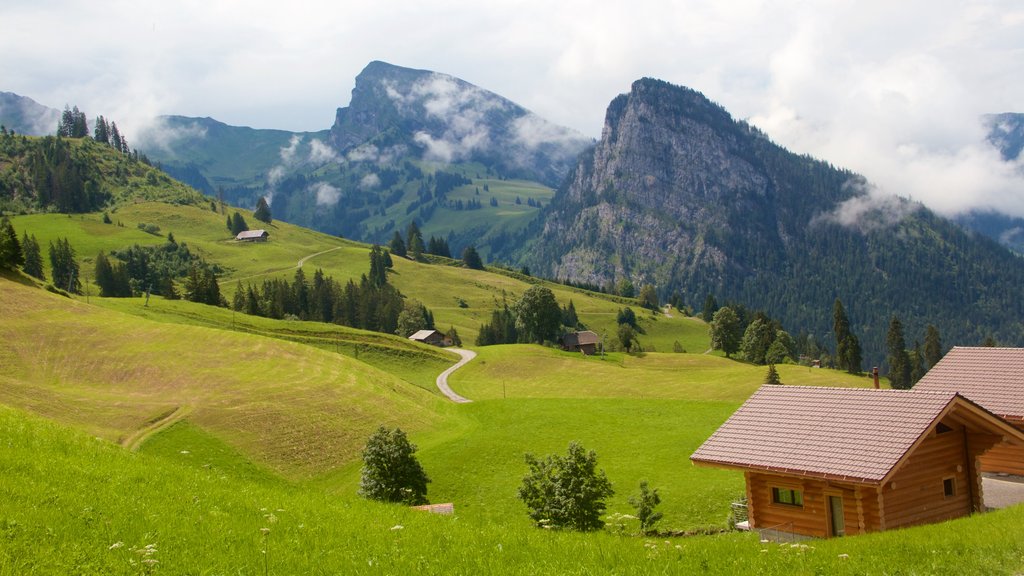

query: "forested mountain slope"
left=526, top=78, right=1024, bottom=364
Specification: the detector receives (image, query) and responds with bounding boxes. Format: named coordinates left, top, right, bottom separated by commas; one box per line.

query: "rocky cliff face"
left=528, top=78, right=1024, bottom=361
left=329, top=61, right=591, bottom=186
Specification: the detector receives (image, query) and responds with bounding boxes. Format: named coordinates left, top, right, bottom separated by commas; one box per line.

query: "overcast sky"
left=4, top=0, right=1024, bottom=216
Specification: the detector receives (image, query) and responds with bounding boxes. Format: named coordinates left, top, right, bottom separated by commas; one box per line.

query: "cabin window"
left=935, top=422, right=953, bottom=434
left=943, top=477, right=956, bottom=498
left=771, top=487, right=804, bottom=507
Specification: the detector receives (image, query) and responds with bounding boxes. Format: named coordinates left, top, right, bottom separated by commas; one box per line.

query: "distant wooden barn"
left=236, top=229, right=269, bottom=242
left=915, top=346, right=1024, bottom=475
left=691, top=386, right=1024, bottom=539
left=562, top=330, right=600, bottom=355
left=408, top=329, right=452, bottom=347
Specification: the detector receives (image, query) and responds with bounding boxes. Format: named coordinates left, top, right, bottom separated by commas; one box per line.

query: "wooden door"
left=828, top=495, right=846, bottom=537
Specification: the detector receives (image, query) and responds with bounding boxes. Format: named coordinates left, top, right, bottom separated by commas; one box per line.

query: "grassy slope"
left=0, top=277, right=453, bottom=480
left=12, top=203, right=711, bottom=350
left=3, top=405, right=1023, bottom=575
left=449, top=344, right=873, bottom=401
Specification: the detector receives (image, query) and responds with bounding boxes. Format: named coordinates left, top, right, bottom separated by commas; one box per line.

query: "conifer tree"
left=0, top=218, right=23, bottom=269
left=388, top=231, right=406, bottom=258
left=253, top=196, right=272, bottom=224
left=887, top=315, right=912, bottom=389
left=229, top=212, right=249, bottom=235
left=21, top=233, right=44, bottom=280
left=923, top=325, right=942, bottom=368
left=406, top=221, right=424, bottom=261
left=48, top=238, right=81, bottom=293
left=461, top=245, right=483, bottom=270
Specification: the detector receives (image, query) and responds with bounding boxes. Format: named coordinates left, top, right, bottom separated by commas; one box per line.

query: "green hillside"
left=11, top=202, right=711, bottom=351
left=0, top=277, right=453, bottom=479
left=4, top=402, right=1024, bottom=574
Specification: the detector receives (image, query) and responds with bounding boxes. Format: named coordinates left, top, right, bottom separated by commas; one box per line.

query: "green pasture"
left=449, top=344, right=873, bottom=401
left=0, top=277, right=451, bottom=480
left=12, top=203, right=710, bottom=350
left=3, top=405, right=1023, bottom=575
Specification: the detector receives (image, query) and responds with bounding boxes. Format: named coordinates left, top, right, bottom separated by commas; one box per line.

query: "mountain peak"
left=330, top=61, right=591, bottom=186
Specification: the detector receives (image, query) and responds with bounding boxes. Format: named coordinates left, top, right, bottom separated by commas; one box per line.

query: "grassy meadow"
left=3, top=404, right=1024, bottom=575
left=11, top=203, right=709, bottom=349
left=4, top=198, right=1024, bottom=574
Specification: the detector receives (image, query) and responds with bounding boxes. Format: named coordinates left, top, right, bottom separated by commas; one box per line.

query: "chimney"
left=872, top=367, right=880, bottom=389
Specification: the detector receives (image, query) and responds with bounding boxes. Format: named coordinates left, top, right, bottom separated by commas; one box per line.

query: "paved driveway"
left=983, top=474, right=1024, bottom=510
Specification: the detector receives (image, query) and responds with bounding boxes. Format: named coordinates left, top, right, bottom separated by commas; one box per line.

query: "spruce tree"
left=21, top=233, right=44, bottom=280
left=388, top=231, right=406, bottom=258
left=253, top=196, right=272, bottom=224
left=461, top=246, right=483, bottom=270
left=701, top=294, right=718, bottom=322
left=923, top=325, right=942, bottom=367
left=887, top=315, right=912, bottom=389
left=0, top=218, right=23, bottom=269
left=48, top=238, right=81, bottom=293
left=229, top=212, right=249, bottom=235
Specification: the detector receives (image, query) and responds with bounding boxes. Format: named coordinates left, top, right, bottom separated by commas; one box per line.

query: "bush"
left=358, top=426, right=430, bottom=505
left=517, top=441, right=614, bottom=531
left=629, top=481, right=664, bottom=534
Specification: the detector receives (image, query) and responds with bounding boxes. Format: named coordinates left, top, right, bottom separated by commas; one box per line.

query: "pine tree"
left=0, top=218, right=24, bottom=269
left=461, top=246, right=483, bottom=270
left=21, top=233, right=44, bottom=280
left=765, top=364, right=782, bottom=385
left=406, top=221, right=424, bottom=261
left=48, top=238, right=81, bottom=293
left=923, top=325, right=942, bottom=367
left=701, top=294, right=718, bottom=322
left=229, top=212, right=249, bottom=235
left=388, top=231, right=406, bottom=258
left=887, top=315, right=912, bottom=389
left=253, top=196, right=272, bottom=224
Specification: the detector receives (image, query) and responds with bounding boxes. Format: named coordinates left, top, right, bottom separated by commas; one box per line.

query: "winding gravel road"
left=436, top=348, right=476, bottom=403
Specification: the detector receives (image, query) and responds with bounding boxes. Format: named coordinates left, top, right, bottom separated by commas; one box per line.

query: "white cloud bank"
left=3, top=0, right=1022, bottom=217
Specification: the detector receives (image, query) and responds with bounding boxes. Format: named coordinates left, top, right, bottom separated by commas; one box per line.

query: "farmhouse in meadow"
left=915, top=346, right=1024, bottom=476
left=236, top=229, right=269, bottom=242
left=408, top=329, right=452, bottom=347
left=562, top=330, right=600, bottom=355
left=690, top=385, right=1024, bottom=539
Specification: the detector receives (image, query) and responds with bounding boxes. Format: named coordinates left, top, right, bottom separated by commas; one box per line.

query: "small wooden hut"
left=691, top=385, right=1024, bottom=538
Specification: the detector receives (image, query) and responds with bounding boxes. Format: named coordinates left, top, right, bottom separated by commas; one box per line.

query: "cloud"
left=4, top=0, right=1022, bottom=220
left=359, top=173, right=381, bottom=191
left=279, top=134, right=302, bottom=164
left=312, top=182, right=341, bottom=206
left=308, top=138, right=338, bottom=164
left=134, top=117, right=208, bottom=155
left=387, top=73, right=500, bottom=162
left=812, top=178, right=922, bottom=233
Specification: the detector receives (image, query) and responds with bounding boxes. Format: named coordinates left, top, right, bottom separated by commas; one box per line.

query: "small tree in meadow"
left=518, top=441, right=614, bottom=531
left=765, top=364, right=782, bottom=385
left=358, top=426, right=430, bottom=505
left=629, top=481, right=664, bottom=534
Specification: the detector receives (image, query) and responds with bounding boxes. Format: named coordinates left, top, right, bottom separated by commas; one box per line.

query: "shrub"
left=358, top=426, right=430, bottom=505
left=517, top=441, right=614, bottom=531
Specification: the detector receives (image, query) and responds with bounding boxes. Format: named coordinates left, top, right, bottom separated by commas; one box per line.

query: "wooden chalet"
left=236, top=229, right=269, bottom=242
left=408, top=329, right=452, bottom=347
left=562, top=330, right=600, bottom=355
left=691, top=385, right=1024, bottom=539
left=915, top=346, right=1024, bottom=475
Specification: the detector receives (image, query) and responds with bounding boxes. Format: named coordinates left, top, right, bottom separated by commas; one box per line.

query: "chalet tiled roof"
left=690, top=386, right=959, bottom=483
left=236, top=229, right=268, bottom=240
left=408, top=329, right=441, bottom=341
left=915, top=346, right=1024, bottom=422
left=563, top=330, right=599, bottom=346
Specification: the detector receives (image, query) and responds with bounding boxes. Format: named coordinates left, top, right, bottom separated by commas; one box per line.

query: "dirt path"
left=120, top=406, right=190, bottom=452
left=436, top=348, right=475, bottom=403
left=226, top=245, right=345, bottom=285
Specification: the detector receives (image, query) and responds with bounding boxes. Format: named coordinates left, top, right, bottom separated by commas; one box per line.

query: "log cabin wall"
left=978, top=422, right=1024, bottom=475
left=881, top=423, right=973, bottom=529
left=747, top=472, right=873, bottom=538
